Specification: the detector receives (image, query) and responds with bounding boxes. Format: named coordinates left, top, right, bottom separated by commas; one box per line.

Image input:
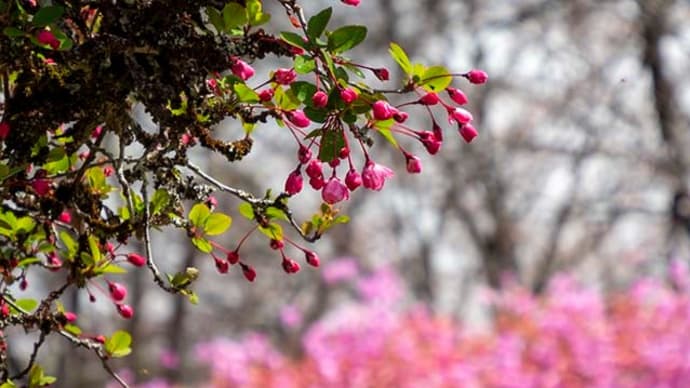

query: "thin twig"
left=10, top=332, right=46, bottom=381
left=141, top=178, right=177, bottom=294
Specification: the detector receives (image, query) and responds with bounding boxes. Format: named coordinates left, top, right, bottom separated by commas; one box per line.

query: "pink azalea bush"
left=184, top=258, right=690, bottom=388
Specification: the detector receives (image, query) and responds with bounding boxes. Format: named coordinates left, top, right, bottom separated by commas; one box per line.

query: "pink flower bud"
left=19, top=278, right=28, bottom=290
left=64, top=311, right=77, bottom=322
left=282, top=257, right=301, bottom=274
left=418, top=131, right=442, bottom=155
left=372, top=100, right=393, bottom=121
left=406, top=155, right=422, bottom=174
left=117, top=304, right=134, bottom=319
left=91, top=125, right=103, bottom=139
left=0, top=122, right=10, bottom=140
left=258, top=88, right=274, bottom=102
left=340, top=88, right=358, bottom=104
left=339, top=147, right=350, bottom=159
left=180, top=133, right=194, bottom=145
left=306, top=159, right=323, bottom=180
left=361, top=161, right=394, bottom=191
left=393, top=110, right=409, bottom=123
left=274, top=68, right=297, bottom=85
left=286, top=110, right=311, bottom=128
left=341, top=0, right=360, bottom=5
left=312, top=90, right=329, bottom=108
left=309, top=176, right=325, bottom=190
left=345, top=169, right=362, bottom=191
left=322, top=177, right=350, bottom=204
left=305, top=251, right=320, bottom=267
left=419, top=92, right=439, bottom=106
left=108, top=281, right=127, bottom=302
left=36, top=30, right=60, bottom=49
left=32, top=178, right=52, bottom=196
left=466, top=69, right=488, bottom=84
left=459, top=124, right=478, bottom=143
left=127, top=253, right=146, bottom=267
left=241, top=263, right=256, bottom=282
left=103, top=165, right=114, bottom=177
left=47, top=253, right=62, bottom=271
left=373, top=67, right=390, bottom=81
left=298, top=146, right=312, bottom=164
left=231, top=59, right=255, bottom=81
left=206, top=196, right=218, bottom=209
left=95, top=335, right=106, bottom=344
left=448, top=107, right=473, bottom=125
left=284, top=169, right=303, bottom=195
left=447, top=87, right=468, bottom=105
left=270, top=239, right=285, bottom=250
left=227, top=250, right=240, bottom=265
left=432, top=121, right=444, bottom=141
left=58, top=210, right=72, bottom=223
left=214, top=257, right=229, bottom=274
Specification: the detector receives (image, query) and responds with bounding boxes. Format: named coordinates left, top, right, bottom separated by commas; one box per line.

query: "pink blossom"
left=286, top=110, right=311, bottom=128
left=419, top=92, right=439, bottom=105
left=372, top=100, right=393, bottom=120
left=466, top=69, right=488, bottom=84
left=0, top=122, right=9, bottom=140
left=305, top=159, right=323, bottom=180
left=36, top=30, right=60, bottom=49
left=322, top=177, right=349, bottom=204
left=258, top=88, right=274, bottom=102
left=231, top=59, right=255, bottom=81
left=127, top=253, right=146, bottom=267
left=448, top=107, right=473, bottom=125
left=406, top=155, right=422, bottom=174
left=459, top=124, right=478, bottom=143
left=345, top=168, right=362, bottom=191
left=373, top=67, right=390, bottom=81
left=284, top=169, right=303, bottom=195
left=274, top=68, right=297, bottom=85
left=117, top=304, right=134, bottom=319
left=280, top=304, right=303, bottom=329
left=340, top=87, right=358, bottom=104
left=312, top=90, right=329, bottom=108
left=322, top=257, right=359, bottom=284
left=447, top=87, right=468, bottom=105
left=108, top=281, right=127, bottom=302
left=361, top=160, right=394, bottom=191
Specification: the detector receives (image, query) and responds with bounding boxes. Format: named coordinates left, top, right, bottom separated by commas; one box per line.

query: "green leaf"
left=328, top=25, right=367, bottom=54
left=204, top=213, right=232, bottom=236
left=97, top=263, right=127, bottom=274
left=374, top=119, right=398, bottom=147
left=318, top=128, right=345, bottom=163
left=273, top=86, right=300, bottom=110
left=207, top=7, right=224, bottom=33
left=59, top=231, right=77, bottom=259
left=389, top=42, right=412, bottom=75
left=85, top=167, right=107, bottom=192
left=15, top=217, right=36, bottom=234
left=420, top=65, right=452, bottom=92
left=88, top=235, right=101, bottom=263
left=32, top=6, right=64, bottom=27
left=43, top=147, right=70, bottom=175
left=18, top=257, right=41, bottom=267
left=290, top=81, right=317, bottom=103
left=188, top=203, right=211, bottom=228
left=169, top=267, right=199, bottom=289
left=64, top=324, right=82, bottom=336
left=191, top=237, right=213, bottom=253
left=258, top=222, right=283, bottom=241
left=222, top=3, right=247, bottom=31
left=28, top=364, right=56, bottom=387
left=246, top=0, right=269, bottom=26
left=12, top=298, right=38, bottom=314
left=3, top=27, right=24, bottom=38
left=280, top=31, right=307, bottom=49
left=294, top=56, right=316, bottom=74
left=233, top=83, right=260, bottom=103
left=238, top=202, right=254, bottom=220
left=105, top=330, right=132, bottom=358
left=1, top=379, right=18, bottom=388
left=307, top=7, right=332, bottom=40
left=151, top=189, right=170, bottom=216
left=304, top=107, right=328, bottom=123
left=334, top=215, right=350, bottom=224
left=266, top=207, right=289, bottom=221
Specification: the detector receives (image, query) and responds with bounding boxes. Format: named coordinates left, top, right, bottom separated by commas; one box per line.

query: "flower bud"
left=274, top=68, right=297, bottom=85
left=345, top=169, right=362, bottom=191
left=312, top=90, right=329, bottom=108
left=361, top=161, right=394, bottom=191
left=58, top=210, right=72, bottom=224
left=117, top=304, right=134, bottom=319
left=447, top=87, right=468, bottom=105
left=298, top=146, right=313, bottom=164
left=108, top=281, right=127, bottom=302
left=459, top=124, right=478, bottom=143
left=305, top=251, right=320, bottom=267
left=127, top=253, right=146, bottom=267
left=373, top=67, right=390, bottom=81
left=372, top=100, right=393, bottom=121
left=241, top=263, right=256, bottom=282
left=306, top=159, right=323, bottom=180
left=286, top=110, right=311, bottom=128
left=282, top=257, right=301, bottom=274
left=406, top=155, right=422, bottom=174
left=227, top=250, right=240, bottom=265
left=270, top=239, right=285, bottom=250
left=0, top=122, right=10, bottom=140
left=448, top=107, right=473, bottom=125
left=419, top=92, right=439, bottom=106
left=284, top=169, right=303, bottom=195
left=231, top=59, right=255, bottom=81
left=322, top=177, right=350, bottom=204
left=258, top=88, right=274, bottom=102
left=466, top=69, right=488, bottom=84
left=214, top=257, right=229, bottom=274
left=340, top=88, right=358, bottom=104
left=36, top=30, right=60, bottom=49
